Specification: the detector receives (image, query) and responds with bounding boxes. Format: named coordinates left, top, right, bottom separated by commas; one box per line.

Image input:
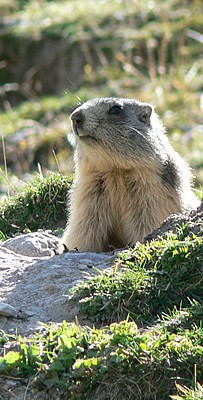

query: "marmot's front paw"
left=53, top=244, right=79, bottom=255
left=108, top=244, right=116, bottom=252
left=53, top=243, right=69, bottom=255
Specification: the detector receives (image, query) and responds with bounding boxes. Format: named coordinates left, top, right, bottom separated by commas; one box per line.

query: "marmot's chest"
left=98, top=170, right=147, bottom=198
left=96, top=172, right=137, bottom=214
left=91, top=169, right=165, bottom=220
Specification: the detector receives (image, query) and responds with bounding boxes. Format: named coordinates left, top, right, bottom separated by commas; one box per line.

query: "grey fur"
left=161, top=159, right=179, bottom=189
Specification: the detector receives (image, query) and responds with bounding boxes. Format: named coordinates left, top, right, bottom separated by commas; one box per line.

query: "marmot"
left=62, top=97, right=200, bottom=252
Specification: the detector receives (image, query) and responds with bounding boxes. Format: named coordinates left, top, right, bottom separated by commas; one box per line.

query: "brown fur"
left=62, top=98, right=200, bottom=252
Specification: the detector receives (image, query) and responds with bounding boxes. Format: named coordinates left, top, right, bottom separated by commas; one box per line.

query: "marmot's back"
left=62, top=98, right=200, bottom=252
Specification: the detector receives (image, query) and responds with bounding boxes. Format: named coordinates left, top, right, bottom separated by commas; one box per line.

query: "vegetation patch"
left=73, top=227, right=203, bottom=325
left=0, top=172, right=71, bottom=238
left=0, top=93, right=85, bottom=137
left=0, top=313, right=203, bottom=399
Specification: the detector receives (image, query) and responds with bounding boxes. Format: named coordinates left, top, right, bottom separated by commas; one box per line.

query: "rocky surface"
left=145, top=200, right=203, bottom=242
left=0, top=232, right=116, bottom=336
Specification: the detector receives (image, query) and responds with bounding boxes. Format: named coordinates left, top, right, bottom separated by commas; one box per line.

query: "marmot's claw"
left=62, top=243, right=70, bottom=253
left=53, top=243, right=69, bottom=255
left=108, top=244, right=116, bottom=252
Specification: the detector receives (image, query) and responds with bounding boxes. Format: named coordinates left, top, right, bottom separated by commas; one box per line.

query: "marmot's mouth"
left=78, top=134, right=98, bottom=142
left=72, top=125, right=79, bottom=136
left=73, top=126, right=97, bottom=142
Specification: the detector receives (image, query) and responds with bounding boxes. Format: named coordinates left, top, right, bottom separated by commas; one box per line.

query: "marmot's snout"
left=71, top=109, right=84, bottom=135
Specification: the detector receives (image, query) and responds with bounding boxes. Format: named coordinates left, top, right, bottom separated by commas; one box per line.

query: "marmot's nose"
left=71, top=109, right=84, bottom=127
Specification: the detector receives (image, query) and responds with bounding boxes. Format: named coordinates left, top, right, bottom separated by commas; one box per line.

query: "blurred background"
left=0, top=0, right=202, bottom=198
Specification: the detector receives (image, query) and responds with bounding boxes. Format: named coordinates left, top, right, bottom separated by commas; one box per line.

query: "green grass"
left=73, top=227, right=203, bottom=325
left=0, top=172, right=71, bottom=238
left=0, top=93, right=84, bottom=137
left=171, top=382, right=203, bottom=400
left=6, top=0, right=202, bottom=44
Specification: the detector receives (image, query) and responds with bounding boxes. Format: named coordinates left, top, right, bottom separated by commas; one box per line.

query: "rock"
left=0, top=303, right=18, bottom=317
left=1, top=231, right=60, bottom=257
left=145, top=200, right=203, bottom=242
left=0, top=303, right=27, bottom=319
left=0, top=376, right=56, bottom=400
left=0, top=232, right=116, bottom=336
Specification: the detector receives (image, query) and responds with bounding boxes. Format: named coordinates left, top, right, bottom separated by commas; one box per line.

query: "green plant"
left=0, top=172, right=72, bottom=237
left=0, top=316, right=203, bottom=399
left=73, top=228, right=203, bottom=324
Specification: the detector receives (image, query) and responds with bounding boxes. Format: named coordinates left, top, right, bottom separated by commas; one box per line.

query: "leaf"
left=72, top=357, right=101, bottom=377
left=139, top=342, right=149, bottom=351
left=0, top=351, right=21, bottom=371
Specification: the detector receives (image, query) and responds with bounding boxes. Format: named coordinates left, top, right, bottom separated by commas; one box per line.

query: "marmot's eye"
left=108, top=105, right=123, bottom=115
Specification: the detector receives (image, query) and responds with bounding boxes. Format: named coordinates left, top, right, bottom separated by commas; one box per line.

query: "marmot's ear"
left=137, top=104, right=152, bottom=124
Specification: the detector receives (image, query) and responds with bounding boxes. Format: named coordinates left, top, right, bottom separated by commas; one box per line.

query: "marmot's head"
left=70, top=98, right=167, bottom=170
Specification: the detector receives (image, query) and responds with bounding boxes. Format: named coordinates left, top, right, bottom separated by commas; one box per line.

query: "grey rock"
left=0, top=232, right=116, bottom=336
left=145, top=200, right=203, bottom=242
left=2, top=231, right=60, bottom=257
left=0, top=303, right=18, bottom=317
